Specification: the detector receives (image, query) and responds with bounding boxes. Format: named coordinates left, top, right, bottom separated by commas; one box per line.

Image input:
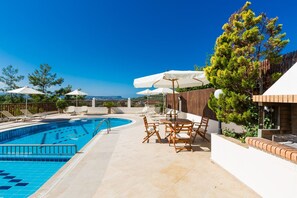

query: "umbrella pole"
left=172, top=80, right=176, bottom=119
left=76, top=95, right=78, bottom=107
left=25, top=94, right=28, bottom=117
left=163, top=94, right=165, bottom=114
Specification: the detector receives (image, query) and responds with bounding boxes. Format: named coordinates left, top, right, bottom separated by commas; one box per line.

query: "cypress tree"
left=205, top=1, right=289, bottom=126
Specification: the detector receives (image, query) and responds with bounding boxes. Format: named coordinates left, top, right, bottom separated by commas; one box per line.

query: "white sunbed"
left=0, top=111, right=25, bottom=122
left=66, top=106, right=76, bottom=115
left=20, top=109, right=47, bottom=120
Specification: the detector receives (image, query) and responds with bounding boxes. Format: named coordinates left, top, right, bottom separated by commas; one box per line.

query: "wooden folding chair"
left=172, top=123, right=194, bottom=153
left=142, top=116, right=162, bottom=143
left=192, top=116, right=209, bottom=142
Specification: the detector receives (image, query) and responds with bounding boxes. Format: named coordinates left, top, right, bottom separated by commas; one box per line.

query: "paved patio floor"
left=1, top=114, right=259, bottom=197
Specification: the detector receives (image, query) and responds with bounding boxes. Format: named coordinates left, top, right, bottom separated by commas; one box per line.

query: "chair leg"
left=142, top=132, right=151, bottom=143
left=156, top=131, right=162, bottom=143
left=142, top=131, right=161, bottom=143
left=192, top=132, right=197, bottom=143
left=198, top=132, right=209, bottom=142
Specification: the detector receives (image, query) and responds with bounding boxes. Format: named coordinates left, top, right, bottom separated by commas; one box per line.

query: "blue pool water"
left=0, top=117, right=131, bottom=197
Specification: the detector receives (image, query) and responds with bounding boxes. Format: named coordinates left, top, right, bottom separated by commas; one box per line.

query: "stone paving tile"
left=5, top=114, right=259, bottom=198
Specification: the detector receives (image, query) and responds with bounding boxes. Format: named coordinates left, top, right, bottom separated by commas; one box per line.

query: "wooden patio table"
left=159, top=118, right=193, bottom=142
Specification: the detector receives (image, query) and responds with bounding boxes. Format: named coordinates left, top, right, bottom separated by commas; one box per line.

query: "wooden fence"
left=0, top=102, right=57, bottom=117
left=166, top=88, right=216, bottom=120
left=261, top=50, right=297, bottom=91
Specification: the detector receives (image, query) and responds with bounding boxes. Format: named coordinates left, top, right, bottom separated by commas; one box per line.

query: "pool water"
left=0, top=161, right=64, bottom=198
left=0, top=117, right=131, bottom=197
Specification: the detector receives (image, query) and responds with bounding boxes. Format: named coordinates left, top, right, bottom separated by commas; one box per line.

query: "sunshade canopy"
left=7, top=86, right=44, bottom=117
left=133, top=70, right=209, bottom=88
left=134, top=70, right=208, bottom=118
left=136, top=89, right=156, bottom=95
left=66, top=89, right=88, bottom=96
left=151, top=88, right=178, bottom=95
left=7, top=86, right=44, bottom=95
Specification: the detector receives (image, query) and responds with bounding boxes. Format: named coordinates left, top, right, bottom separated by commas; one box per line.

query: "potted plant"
left=103, top=101, right=116, bottom=114
left=56, top=99, right=68, bottom=113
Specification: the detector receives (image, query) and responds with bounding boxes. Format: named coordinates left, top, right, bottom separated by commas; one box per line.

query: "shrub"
left=56, top=99, right=68, bottom=112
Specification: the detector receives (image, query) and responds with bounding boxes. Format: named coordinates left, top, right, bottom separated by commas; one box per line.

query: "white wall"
left=86, top=107, right=107, bottom=114
left=85, top=107, right=145, bottom=114
left=211, top=134, right=297, bottom=198
left=179, top=111, right=243, bottom=134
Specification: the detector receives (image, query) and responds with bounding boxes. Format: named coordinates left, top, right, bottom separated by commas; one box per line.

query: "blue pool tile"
left=0, top=173, right=10, bottom=176
left=0, top=186, right=12, bottom=190
left=9, top=179, right=22, bottom=182
left=3, top=176, right=15, bottom=179
left=16, top=183, right=29, bottom=186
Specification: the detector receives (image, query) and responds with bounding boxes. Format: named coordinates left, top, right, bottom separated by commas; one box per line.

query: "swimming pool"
left=0, top=117, right=131, bottom=197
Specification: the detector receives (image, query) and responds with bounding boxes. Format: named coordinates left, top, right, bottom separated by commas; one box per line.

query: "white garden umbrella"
left=7, top=86, right=45, bottom=117
left=136, top=89, right=157, bottom=106
left=66, top=89, right=88, bottom=107
left=134, top=70, right=209, bottom=118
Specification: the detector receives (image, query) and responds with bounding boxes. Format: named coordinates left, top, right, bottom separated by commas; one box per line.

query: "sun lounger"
left=74, top=106, right=88, bottom=114
left=0, top=111, right=25, bottom=122
left=20, top=109, right=47, bottom=120
left=66, top=106, right=76, bottom=115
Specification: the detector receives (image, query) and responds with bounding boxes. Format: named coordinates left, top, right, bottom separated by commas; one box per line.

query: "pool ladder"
left=93, top=118, right=111, bottom=137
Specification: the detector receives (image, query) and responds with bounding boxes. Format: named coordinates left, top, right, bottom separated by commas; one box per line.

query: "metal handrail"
left=93, top=118, right=111, bottom=136
left=0, top=144, right=77, bottom=156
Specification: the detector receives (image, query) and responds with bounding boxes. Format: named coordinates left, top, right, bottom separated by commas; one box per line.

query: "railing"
left=0, top=102, right=57, bottom=117
left=0, top=144, right=77, bottom=156
left=93, top=118, right=111, bottom=136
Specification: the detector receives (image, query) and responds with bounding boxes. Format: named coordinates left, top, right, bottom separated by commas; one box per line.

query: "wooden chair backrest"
left=198, top=116, right=209, bottom=133
left=143, top=116, right=149, bottom=129
left=175, top=123, right=194, bottom=134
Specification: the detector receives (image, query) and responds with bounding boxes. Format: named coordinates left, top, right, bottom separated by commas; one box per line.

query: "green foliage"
left=271, top=72, right=282, bottom=83
left=0, top=65, right=24, bottom=103
left=54, top=85, right=72, bottom=97
left=103, top=101, right=116, bottom=108
left=205, top=1, right=289, bottom=126
left=56, top=99, right=68, bottom=110
left=103, top=101, right=116, bottom=114
left=177, top=84, right=213, bottom=92
left=0, top=65, right=24, bottom=92
left=28, top=64, right=64, bottom=94
left=264, top=117, right=274, bottom=129
left=223, top=125, right=258, bottom=143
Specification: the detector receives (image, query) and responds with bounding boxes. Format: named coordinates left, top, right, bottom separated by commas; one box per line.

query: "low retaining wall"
left=179, top=111, right=244, bottom=134
left=85, top=107, right=145, bottom=114
left=211, top=134, right=297, bottom=197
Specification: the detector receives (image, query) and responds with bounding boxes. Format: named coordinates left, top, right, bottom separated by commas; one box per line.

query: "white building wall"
left=211, top=134, right=297, bottom=198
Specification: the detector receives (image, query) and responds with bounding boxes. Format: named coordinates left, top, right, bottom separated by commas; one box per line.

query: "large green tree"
left=28, top=64, right=64, bottom=94
left=0, top=65, right=24, bottom=92
left=0, top=65, right=24, bottom=103
left=205, top=1, right=289, bottom=126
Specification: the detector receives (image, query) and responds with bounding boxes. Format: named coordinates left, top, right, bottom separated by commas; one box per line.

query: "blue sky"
left=0, top=0, right=296, bottom=98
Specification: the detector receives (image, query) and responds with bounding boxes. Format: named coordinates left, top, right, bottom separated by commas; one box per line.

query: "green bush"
left=56, top=99, right=68, bottom=111
left=223, top=125, right=258, bottom=143
left=103, top=101, right=116, bottom=108
left=103, top=101, right=116, bottom=114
